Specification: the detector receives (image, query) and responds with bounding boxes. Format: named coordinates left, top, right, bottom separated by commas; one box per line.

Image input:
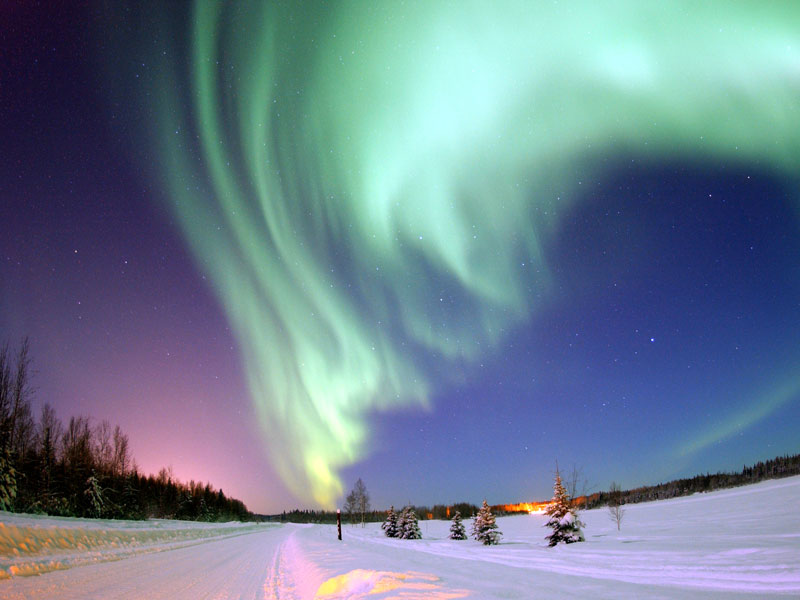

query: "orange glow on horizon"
left=495, top=502, right=549, bottom=514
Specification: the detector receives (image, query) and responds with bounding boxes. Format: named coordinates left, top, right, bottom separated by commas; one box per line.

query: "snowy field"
left=1, top=475, right=798, bottom=599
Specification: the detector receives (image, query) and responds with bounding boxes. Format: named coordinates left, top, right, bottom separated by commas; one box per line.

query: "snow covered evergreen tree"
left=85, top=473, right=105, bottom=518
left=399, top=505, right=422, bottom=539
left=473, top=500, right=502, bottom=545
left=470, top=511, right=480, bottom=538
left=545, top=469, right=585, bottom=546
left=397, top=505, right=406, bottom=533
left=382, top=505, right=399, bottom=538
left=449, top=510, right=467, bottom=540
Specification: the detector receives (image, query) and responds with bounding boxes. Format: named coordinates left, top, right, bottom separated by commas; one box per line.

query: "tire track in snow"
left=264, top=524, right=325, bottom=600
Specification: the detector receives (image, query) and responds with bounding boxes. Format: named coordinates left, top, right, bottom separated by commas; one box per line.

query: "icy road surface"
left=2, top=475, right=799, bottom=599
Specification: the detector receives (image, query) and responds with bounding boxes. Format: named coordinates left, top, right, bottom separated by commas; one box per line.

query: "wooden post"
left=337, top=509, right=342, bottom=541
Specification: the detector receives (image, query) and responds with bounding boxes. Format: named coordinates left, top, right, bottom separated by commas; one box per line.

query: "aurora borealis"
left=2, top=2, right=799, bottom=512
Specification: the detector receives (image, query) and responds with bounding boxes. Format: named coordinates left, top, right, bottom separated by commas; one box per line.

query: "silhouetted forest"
left=274, top=508, right=383, bottom=524
left=582, top=453, right=800, bottom=510
left=274, top=502, right=481, bottom=524
left=0, top=339, right=251, bottom=521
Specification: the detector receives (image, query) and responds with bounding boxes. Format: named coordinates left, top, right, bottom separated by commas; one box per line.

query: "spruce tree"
left=0, top=445, right=16, bottom=511
left=399, top=506, right=411, bottom=539
left=470, top=511, right=480, bottom=539
left=545, top=470, right=585, bottom=546
left=382, top=505, right=399, bottom=538
left=449, top=510, right=467, bottom=540
left=473, top=500, right=502, bottom=545
left=397, top=505, right=407, bottom=535
left=85, top=473, right=105, bottom=518
left=399, top=506, right=422, bottom=539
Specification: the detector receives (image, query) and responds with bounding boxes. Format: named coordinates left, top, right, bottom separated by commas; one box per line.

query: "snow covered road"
left=1, top=524, right=289, bottom=599
left=2, top=476, right=799, bottom=598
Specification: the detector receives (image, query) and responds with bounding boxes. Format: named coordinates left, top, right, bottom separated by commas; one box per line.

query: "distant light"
left=650, top=338, right=655, bottom=343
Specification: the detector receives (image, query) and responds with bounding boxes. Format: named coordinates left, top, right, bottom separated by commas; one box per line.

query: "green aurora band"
left=679, top=376, right=800, bottom=460
left=142, top=1, right=799, bottom=507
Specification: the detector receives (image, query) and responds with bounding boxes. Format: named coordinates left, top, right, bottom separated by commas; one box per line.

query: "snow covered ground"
left=1, top=475, right=798, bottom=598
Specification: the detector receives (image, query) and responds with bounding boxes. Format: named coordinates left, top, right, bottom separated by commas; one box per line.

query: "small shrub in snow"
left=473, top=500, right=502, bottom=545
left=545, top=470, right=585, bottom=546
left=608, top=481, right=625, bottom=531
left=449, top=510, right=467, bottom=540
left=382, top=505, right=399, bottom=538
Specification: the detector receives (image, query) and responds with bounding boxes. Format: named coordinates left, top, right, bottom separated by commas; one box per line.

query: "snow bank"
left=0, top=513, right=270, bottom=580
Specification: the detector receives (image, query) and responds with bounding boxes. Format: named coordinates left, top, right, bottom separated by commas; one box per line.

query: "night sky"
left=2, top=2, right=799, bottom=514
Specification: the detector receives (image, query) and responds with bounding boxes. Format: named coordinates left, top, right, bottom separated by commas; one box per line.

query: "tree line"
left=0, top=339, right=251, bottom=521
left=584, top=452, right=800, bottom=510
left=271, top=476, right=481, bottom=524
left=274, top=502, right=482, bottom=524
left=274, top=508, right=386, bottom=524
